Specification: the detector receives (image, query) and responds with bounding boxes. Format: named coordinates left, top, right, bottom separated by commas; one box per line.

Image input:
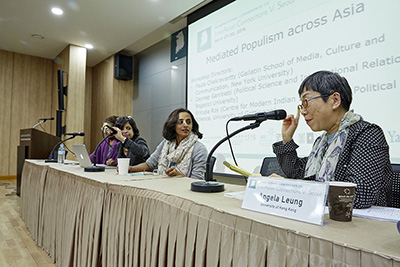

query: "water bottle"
left=58, top=144, right=66, bottom=164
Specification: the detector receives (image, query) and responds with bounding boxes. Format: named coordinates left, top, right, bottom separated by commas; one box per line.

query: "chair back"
left=391, top=164, right=400, bottom=208
left=260, top=157, right=285, bottom=177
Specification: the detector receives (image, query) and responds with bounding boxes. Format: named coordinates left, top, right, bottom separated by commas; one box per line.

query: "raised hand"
left=282, top=107, right=300, bottom=144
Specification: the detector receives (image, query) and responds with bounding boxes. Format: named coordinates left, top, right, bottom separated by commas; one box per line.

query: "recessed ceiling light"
left=31, top=34, right=44, bottom=39
left=171, top=66, right=178, bottom=69
left=51, top=7, right=63, bottom=15
left=84, top=44, right=93, bottom=49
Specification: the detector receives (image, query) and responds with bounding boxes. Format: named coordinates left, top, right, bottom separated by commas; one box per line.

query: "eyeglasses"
left=298, top=94, right=330, bottom=112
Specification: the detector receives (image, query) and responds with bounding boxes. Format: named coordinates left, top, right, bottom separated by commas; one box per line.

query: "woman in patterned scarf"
left=128, top=108, right=207, bottom=179
left=272, top=70, right=392, bottom=209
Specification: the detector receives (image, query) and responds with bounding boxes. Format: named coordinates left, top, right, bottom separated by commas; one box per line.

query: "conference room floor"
left=0, top=179, right=54, bottom=267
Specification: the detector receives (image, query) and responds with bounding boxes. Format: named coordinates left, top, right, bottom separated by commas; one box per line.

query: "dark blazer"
left=117, top=136, right=150, bottom=166
left=273, top=120, right=392, bottom=209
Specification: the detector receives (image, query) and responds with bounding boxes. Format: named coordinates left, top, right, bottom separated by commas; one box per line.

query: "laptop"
left=72, top=144, right=116, bottom=169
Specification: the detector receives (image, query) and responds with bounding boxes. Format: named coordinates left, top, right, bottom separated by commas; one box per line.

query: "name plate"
left=242, top=176, right=328, bottom=225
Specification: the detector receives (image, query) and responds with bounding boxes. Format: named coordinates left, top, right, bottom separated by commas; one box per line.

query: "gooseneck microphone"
left=85, top=129, right=115, bottom=172
left=191, top=109, right=287, bottom=193
left=45, top=132, right=85, bottom=163
left=230, top=109, right=287, bottom=121
left=64, top=132, right=85, bottom=137
left=104, top=125, right=118, bottom=135
left=40, top=117, right=55, bottom=121
left=32, top=117, right=55, bottom=129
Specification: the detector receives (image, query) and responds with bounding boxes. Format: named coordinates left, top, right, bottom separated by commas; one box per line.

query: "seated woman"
left=90, top=115, right=120, bottom=166
left=128, top=108, right=207, bottom=179
left=113, top=116, right=150, bottom=166
left=272, top=70, right=392, bottom=209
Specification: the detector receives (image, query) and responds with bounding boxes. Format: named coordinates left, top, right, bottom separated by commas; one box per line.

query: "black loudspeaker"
left=114, top=53, right=133, bottom=80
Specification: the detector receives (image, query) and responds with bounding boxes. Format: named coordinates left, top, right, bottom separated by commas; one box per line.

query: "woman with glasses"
left=128, top=108, right=207, bottom=179
left=112, top=116, right=150, bottom=166
left=90, top=115, right=120, bottom=166
left=272, top=70, right=392, bottom=209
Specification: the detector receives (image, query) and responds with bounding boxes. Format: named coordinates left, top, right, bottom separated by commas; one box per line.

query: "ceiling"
left=0, top=0, right=212, bottom=67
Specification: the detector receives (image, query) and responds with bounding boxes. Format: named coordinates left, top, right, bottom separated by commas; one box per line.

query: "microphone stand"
left=84, top=133, right=113, bottom=172
left=45, top=135, right=76, bottom=163
left=33, top=118, right=52, bottom=129
left=32, top=120, right=46, bottom=129
left=191, top=119, right=263, bottom=193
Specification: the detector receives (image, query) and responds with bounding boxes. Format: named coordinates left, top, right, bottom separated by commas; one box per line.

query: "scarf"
left=304, top=110, right=362, bottom=182
left=157, top=132, right=198, bottom=176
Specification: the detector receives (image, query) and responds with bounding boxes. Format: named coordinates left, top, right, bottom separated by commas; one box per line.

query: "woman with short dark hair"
left=129, top=108, right=207, bottom=179
left=273, top=70, right=392, bottom=209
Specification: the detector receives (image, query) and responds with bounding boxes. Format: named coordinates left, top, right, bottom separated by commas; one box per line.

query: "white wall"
left=133, top=38, right=187, bottom=152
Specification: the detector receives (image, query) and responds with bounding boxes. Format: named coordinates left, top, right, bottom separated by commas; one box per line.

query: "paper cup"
left=118, top=158, right=130, bottom=175
left=328, top=181, right=357, bottom=222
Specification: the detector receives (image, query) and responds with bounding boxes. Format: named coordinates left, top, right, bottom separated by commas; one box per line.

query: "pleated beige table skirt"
left=20, top=160, right=400, bottom=267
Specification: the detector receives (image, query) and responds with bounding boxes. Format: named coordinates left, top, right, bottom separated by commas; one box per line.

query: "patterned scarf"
left=304, top=110, right=362, bottom=182
left=157, top=132, right=198, bottom=176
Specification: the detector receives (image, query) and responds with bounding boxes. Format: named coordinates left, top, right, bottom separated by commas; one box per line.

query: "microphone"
left=39, top=117, right=54, bottom=121
left=63, top=132, right=85, bottom=137
left=45, top=133, right=84, bottom=163
left=32, top=117, right=55, bottom=129
left=231, top=109, right=287, bottom=121
left=104, top=125, right=117, bottom=135
left=85, top=130, right=115, bottom=172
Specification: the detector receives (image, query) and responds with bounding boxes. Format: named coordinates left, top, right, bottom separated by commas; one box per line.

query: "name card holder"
left=242, top=176, right=329, bottom=225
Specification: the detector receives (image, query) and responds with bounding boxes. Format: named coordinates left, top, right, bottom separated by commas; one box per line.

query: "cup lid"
left=328, top=181, right=357, bottom=187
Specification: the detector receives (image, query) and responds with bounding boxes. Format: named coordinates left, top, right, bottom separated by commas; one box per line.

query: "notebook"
left=223, top=161, right=260, bottom=177
left=72, top=144, right=116, bottom=169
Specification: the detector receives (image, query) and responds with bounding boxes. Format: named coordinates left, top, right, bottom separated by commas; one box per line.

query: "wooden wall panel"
left=85, top=66, right=93, bottom=152
left=64, top=46, right=87, bottom=159
left=90, top=55, right=133, bottom=153
left=0, top=50, right=14, bottom=176
left=112, top=73, right=134, bottom=117
left=0, top=47, right=130, bottom=174
left=9, top=53, right=53, bottom=175
left=91, top=57, right=114, bottom=151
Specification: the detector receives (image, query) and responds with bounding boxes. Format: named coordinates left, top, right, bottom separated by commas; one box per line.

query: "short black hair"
left=103, top=115, right=118, bottom=125
left=298, top=70, right=352, bottom=111
left=162, top=108, right=203, bottom=141
left=115, top=116, right=140, bottom=137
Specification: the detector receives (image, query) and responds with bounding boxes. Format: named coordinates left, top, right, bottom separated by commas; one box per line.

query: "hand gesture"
left=282, top=107, right=300, bottom=144
left=106, top=158, right=116, bottom=166
left=113, top=127, right=125, bottom=142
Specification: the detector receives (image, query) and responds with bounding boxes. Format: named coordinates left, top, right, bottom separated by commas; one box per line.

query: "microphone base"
left=45, top=159, right=58, bottom=163
left=84, top=166, right=105, bottom=172
left=191, top=181, right=225, bottom=193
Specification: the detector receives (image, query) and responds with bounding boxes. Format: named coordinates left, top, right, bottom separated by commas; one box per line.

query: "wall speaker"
left=114, top=53, right=133, bottom=80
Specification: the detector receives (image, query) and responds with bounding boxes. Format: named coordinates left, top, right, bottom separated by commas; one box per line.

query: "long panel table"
left=20, top=160, right=400, bottom=267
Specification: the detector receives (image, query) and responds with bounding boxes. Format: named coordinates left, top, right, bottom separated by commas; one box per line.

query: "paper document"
left=353, top=206, right=400, bottom=222
left=223, top=161, right=260, bottom=177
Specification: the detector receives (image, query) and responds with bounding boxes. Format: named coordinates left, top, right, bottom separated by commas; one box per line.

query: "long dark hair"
left=162, top=108, right=203, bottom=141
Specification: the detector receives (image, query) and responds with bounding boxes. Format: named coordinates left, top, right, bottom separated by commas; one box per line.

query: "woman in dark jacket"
left=112, top=116, right=150, bottom=166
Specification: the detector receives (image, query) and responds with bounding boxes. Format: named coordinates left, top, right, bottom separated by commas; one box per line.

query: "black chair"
left=391, top=164, right=400, bottom=208
left=260, top=157, right=286, bottom=177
